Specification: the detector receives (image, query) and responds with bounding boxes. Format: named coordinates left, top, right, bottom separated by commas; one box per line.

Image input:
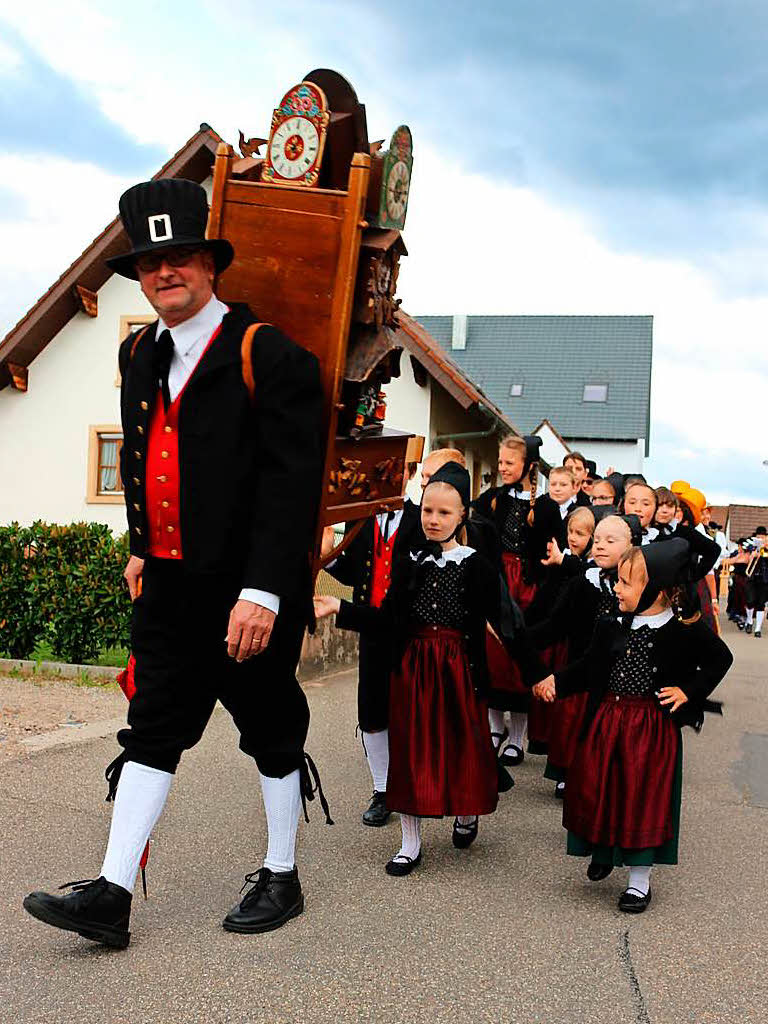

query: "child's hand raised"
left=314, top=595, right=341, bottom=619
left=657, top=686, right=688, bottom=713
left=541, top=539, right=564, bottom=566
left=533, top=675, right=556, bottom=702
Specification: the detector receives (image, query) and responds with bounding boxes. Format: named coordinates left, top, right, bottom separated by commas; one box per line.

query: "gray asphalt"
left=1, top=621, right=766, bottom=1024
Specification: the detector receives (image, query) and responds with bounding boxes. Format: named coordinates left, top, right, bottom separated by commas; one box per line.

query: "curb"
left=0, top=658, right=120, bottom=682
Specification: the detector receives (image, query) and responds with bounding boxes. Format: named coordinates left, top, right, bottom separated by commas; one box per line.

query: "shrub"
left=0, top=522, right=131, bottom=664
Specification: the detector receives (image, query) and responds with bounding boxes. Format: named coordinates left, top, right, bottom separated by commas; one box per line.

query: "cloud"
left=0, top=20, right=164, bottom=173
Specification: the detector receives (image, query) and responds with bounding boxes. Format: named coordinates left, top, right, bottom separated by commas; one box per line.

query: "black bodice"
left=608, top=625, right=658, bottom=696
left=501, top=497, right=528, bottom=554
left=411, top=559, right=470, bottom=630
left=596, top=571, right=619, bottom=619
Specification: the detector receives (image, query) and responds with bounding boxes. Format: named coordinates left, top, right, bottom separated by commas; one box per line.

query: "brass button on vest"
left=140, top=401, right=149, bottom=411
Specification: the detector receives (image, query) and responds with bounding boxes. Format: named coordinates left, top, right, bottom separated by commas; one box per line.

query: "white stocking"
left=746, top=608, right=754, bottom=624
left=507, top=711, right=527, bottom=750
left=488, top=708, right=506, bottom=749
left=627, top=865, right=652, bottom=897
left=261, top=769, right=301, bottom=874
left=362, top=729, right=389, bottom=792
left=394, top=814, right=421, bottom=862
left=100, top=761, right=173, bottom=893
left=757, top=610, right=765, bottom=632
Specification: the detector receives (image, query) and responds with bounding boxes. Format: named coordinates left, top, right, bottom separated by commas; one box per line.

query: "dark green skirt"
left=566, top=739, right=683, bottom=867
left=544, top=758, right=565, bottom=783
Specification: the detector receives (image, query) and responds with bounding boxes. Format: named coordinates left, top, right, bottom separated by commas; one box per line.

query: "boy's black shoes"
left=223, top=867, right=303, bottom=934
left=618, top=887, right=652, bottom=913
left=23, top=876, right=131, bottom=949
left=746, top=623, right=753, bottom=634
left=362, top=790, right=391, bottom=827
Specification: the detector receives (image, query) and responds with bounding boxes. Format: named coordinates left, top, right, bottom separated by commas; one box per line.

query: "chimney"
left=451, top=314, right=468, bottom=351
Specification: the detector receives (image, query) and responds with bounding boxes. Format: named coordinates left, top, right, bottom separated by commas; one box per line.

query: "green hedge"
left=0, top=522, right=131, bottom=665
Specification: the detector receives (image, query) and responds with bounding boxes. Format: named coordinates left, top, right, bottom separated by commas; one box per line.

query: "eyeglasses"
left=134, top=247, right=203, bottom=273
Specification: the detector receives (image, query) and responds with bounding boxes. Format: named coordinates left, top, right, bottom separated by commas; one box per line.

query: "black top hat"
left=106, top=179, right=234, bottom=280
left=585, top=459, right=598, bottom=480
left=426, top=461, right=471, bottom=510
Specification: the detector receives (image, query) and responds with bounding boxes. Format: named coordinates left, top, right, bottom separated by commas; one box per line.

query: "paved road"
left=1, top=622, right=766, bottom=1024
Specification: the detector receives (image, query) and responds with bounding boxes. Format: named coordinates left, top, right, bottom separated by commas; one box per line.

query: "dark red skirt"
left=527, top=638, right=568, bottom=752
left=696, top=579, right=718, bottom=633
left=728, top=574, right=747, bottom=617
left=564, top=694, right=680, bottom=849
left=486, top=553, right=538, bottom=709
left=386, top=626, right=498, bottom=817
left=545, top=692, right=589, bottom=777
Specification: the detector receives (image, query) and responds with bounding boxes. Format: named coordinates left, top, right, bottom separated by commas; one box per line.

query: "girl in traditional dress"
left=472, top=435, right=560, bottom=769
left=621, top=481, right=659, bottom=544
left=314, top=463, right=545, bottom=875
left=532, top=514, right=630, bottom=797
left=534, top=540, right=732, bottom=912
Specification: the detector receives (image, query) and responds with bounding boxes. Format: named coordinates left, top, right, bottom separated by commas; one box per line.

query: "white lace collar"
left=410, top=544, right=476, bottom=567
left=585, top=566, right=602, bottom=589
left=507, top=487, right=531, bottom=501
left=640, top=527, right=659, bottom=545
left=631, top=608, right=674, bottom=630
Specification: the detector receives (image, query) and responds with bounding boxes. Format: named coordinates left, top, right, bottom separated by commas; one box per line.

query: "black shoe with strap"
left=618, top=886, right=652, bottom=913
left=587, top=861, right=614, bottom=882
left=222, top=867, right=304, bottom=934
left=452, top=817, right=479, bottom=849
left=362, top=790, right=391, bottom=827
left=23, top=876, right=132, bottom=949
left=499, top=744, right=524, bottom=767
left=384, top=850, right=422, bottom=876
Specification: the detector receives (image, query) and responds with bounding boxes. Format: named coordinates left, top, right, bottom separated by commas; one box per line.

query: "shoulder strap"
left=241, top=322, right=269, bottom=402
left=129, top=324, right=152, bottom=361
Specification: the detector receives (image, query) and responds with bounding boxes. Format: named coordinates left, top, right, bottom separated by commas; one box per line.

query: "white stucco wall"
left=0, top=273, right=154, bottom=529
left=567, top=439, right=645, bottom=477
left=382, top=353, right=432, bottom=503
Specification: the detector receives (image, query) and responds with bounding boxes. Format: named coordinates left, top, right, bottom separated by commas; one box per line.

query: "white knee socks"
left=756, top=610, right=764, bottom=632
left=261, top=770, right=301, bottom=874
left=746, top=608, right=754, bottom=624
left=362, top=729, right=389, bottom=792
left=627, top=865, right=652, bottom=896
left=507, top=711, right=527, bottom=750
left=394, top=814, right=422, bottom=862
left=101, top=761, right=173, bottom=893
left=488, top=708, right=506, bottom=749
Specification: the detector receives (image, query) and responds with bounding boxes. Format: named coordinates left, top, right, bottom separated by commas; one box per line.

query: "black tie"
left=385, top=510, right=396, bottom=541
left=154, top=329, right=174, bottom=411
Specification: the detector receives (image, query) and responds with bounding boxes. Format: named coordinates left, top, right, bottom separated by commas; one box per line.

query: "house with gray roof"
left=416, top=315, right=653, bottom=476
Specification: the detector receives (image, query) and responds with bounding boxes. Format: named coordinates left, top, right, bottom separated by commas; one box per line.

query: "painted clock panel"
left=263, top=82, right=330, bottom=188
left=377, top=126, right=413, bottom=230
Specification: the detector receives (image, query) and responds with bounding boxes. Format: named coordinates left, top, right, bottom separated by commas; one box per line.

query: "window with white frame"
left=87, top=426, right=124, bottom=503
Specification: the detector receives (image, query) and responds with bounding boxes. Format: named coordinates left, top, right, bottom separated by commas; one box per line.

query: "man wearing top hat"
left=23, top=178, right=325, bottom=947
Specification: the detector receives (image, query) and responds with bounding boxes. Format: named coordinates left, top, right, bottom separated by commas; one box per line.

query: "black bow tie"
left=153, top=329, right=174, bottom=411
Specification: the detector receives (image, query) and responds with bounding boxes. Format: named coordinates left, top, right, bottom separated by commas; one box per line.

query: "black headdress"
left=635, top=537, right=690, bottom=614
left=523, top=435, right=542, bottom=476
left=416, top=461, right=471, bottom=563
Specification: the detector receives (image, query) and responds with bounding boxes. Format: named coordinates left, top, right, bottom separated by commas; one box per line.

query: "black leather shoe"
left=746, top=623, right=753, bottom=634
left=587, top=861, right=614, bottom=882
left=618, top=887, right=652, bottom=913
left=362, top=790, right=391, bottom=827
left=554, top=782, right=566, bottom=799
left=452, top=817, right=479, bottom=849
left=755, top=631, right=762, bottom=638
left=222, top=867, right=304, bottom=934
left=385, top=851, right=422, bottom=876
left=497, top=762, right=515, bottom=792
left=500, top=744, right=524, bottom=767
left=23, top=876, right=131, bottom=949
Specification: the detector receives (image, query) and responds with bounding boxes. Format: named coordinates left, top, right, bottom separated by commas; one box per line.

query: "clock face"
left=268, top=116, right=321, bottom=180
left=385, top=160, right=410, bottom=222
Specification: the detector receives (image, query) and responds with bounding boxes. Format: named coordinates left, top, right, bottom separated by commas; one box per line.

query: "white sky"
left=1, top=1, right=766, bottom=506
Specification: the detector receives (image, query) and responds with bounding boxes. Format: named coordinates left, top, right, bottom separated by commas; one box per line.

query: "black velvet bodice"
left=411, top=560, right=470, bottom=630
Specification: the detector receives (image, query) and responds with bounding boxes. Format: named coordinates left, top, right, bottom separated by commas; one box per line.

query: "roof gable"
left=416, top=315, right=653, bottom=452
left=0, top=125, right=222, bottom=389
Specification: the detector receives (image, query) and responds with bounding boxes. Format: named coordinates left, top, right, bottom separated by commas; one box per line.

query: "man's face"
left=581, top=478, right=594, bottom=496
left=590, top=481, right=615, bottom=506
left=136, top=247, right=215, bottom=325
left=564, top=458, right=586, bottom=486
left=701, top=508, right=711, bottom=526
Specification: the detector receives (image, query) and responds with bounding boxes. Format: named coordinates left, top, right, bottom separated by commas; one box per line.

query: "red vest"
left=144, top=323, right=223, bottom=560
left=370, top=520, right=398, bottom=608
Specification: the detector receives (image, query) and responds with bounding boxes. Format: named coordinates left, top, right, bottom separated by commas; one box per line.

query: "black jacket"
left=325, top=500, right=422, bottom=606
left=472, top=486, right=562, bottom=583
left=335, top=551, right=546, bottom=696
left=119, top=303, right=323, bottom=601
left=528, top=568, right=611, bottom=658
left=555, top=614, right=733, bottom=734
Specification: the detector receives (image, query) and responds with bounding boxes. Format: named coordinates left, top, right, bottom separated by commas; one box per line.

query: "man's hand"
left=314, top=595, right=341, bottom=620
left=226, top=600, right=276, bottom=662
left=541, top=539, right=564, bottom=567
left=124, top=556, right=145, bottom=601
left=533, top=675, right=556, bottom=702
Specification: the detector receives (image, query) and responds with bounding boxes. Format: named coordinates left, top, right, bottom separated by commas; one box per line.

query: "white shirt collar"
left=508, top=487, right=531, bottom=501
left=411, top=544, right=476, bottom=567
left=631, top=608, right=674, bottom=630
left=559, top=497, right=576, bottom=519
left=157, top=295, right=229, bottom=358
